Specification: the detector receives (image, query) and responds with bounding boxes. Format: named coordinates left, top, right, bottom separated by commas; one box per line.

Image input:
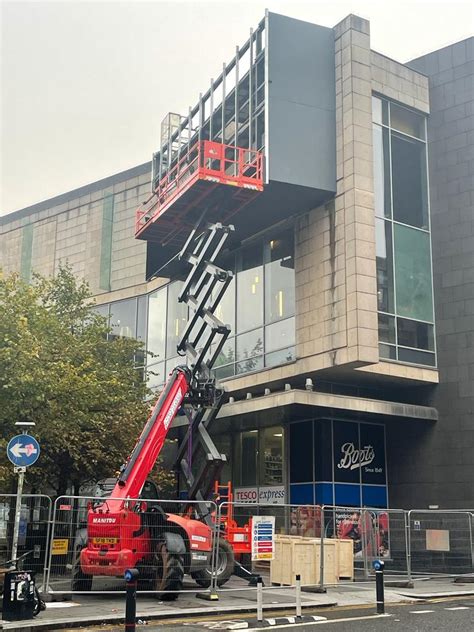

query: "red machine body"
left=79, top=367, right=213, bottom=584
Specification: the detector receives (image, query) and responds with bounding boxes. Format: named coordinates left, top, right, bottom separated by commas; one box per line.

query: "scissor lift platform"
left=135, top=141, right=264, bottom=249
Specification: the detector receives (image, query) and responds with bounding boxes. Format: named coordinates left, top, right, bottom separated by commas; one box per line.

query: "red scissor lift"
left=135, top=140, right=263, bottom=248
left=132, top=139, right=264, bottom=582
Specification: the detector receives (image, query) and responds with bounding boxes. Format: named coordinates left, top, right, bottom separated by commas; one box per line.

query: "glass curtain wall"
left=372, top=96, right=436, bottom=367
left=95, top=228, right=295, bottom=389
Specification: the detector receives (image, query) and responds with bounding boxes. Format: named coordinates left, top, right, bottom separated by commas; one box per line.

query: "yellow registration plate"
left=92, top=537, right=118, bottom=545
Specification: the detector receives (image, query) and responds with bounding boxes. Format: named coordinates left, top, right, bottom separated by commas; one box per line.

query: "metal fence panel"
left=408, top=510, right=474, bottom=577
left=45, top=495, right=218, bottom=597
left=320, top=506, right=409, bottom=580
left=0, top=493, right=52, bottom=588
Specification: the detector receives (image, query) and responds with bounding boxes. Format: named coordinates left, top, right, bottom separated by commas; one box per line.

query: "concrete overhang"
left=217, top=388, right=438, bottom=422
left=170, top=387, right=438, bottom=433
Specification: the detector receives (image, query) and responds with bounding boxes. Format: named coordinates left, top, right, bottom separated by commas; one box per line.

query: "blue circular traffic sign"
left=7, top=434, right=40, bottom=467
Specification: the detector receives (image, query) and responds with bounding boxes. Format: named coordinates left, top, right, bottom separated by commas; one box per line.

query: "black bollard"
left=124, top=568, right=139, bottom=632
left=373, top=559, right=385, bottom=614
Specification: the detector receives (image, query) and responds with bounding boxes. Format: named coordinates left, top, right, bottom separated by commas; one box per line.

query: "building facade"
left=1, top=13, right=472, bottom=510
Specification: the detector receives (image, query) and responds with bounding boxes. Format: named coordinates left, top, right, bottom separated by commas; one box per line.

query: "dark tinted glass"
left=289, top=422, right=313, bottom=483
left=373, top=124, right=391, bottom=218
left=333, top=421, right=360, bottom=484
left=391, top=133, right=428, bottom=229
left=390, top=103, right=425, bottom=139
left=397, top=318, right=434, bottom=351
left=398, top=348, right=436, bottom=366
left=360, top=424, right=386, bottom=485
left=375, top=219, right=395, bottom=313
left=378, top=313, right=396, bottom=344
left=314, top=421, right=332, bottom=481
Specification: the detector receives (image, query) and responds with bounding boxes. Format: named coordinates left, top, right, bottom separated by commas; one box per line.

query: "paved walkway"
left=2, top=574, right=474, bottom=630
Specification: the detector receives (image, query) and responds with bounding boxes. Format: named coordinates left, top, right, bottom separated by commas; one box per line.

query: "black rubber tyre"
left=33, top=587, right=46, bottom=616
left=153, top=542, right=184, bottom=601
left=71, top=552, right=93, bottom=592
left=191, top=538, right=234, bottom=588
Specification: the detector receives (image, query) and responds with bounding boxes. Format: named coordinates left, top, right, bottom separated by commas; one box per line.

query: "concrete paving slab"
left=3, top=574, right=473, bottom=630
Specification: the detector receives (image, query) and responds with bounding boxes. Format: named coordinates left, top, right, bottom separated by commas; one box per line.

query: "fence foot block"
left=42, top=593, right=72, bottom=602
left=454, top=576, right=474, bottom=583
left=196, top=591, right=219, bottom=601
left=301, top=586, right=327, bottom=594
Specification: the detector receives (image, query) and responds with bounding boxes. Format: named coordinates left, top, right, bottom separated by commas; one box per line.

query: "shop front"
left=211, top=414, right=387, bottom=512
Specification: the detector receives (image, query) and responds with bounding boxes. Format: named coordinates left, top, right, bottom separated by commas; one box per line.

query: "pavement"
left=1, top=573, right=474, bottom=631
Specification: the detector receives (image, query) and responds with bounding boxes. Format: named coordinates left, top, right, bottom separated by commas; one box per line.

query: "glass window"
left=394, top=224, right=434, bottom=322
left=378, top=313, right=396, bottom=344
left=147, top=287, right=167, bottom=360
left=391, top=133, right=428, bottom=229
left=398, top=347, right=436, bottom=366
left=360, top=423, right=386, bottom=485
left=109, top=298, right=137, bottom=338
left=236, top=328, right=264, bottom=374
left=211, top=105, right=222, bottom=142
left=236, top=245, right=263, bottom=332
left=333, top=421, right=360, bottom=484
left=372, top=96, right=388, bottom=125
left=260, top=427, right=283, bottom=485
left=373, top=125, right=391, bottom=218
left=375, top=219, right=395, bottom=313
left=146, top=361, right=165, bottom=390
left=264, top=233, right=295, bottom=323
left=314, top=421, right=332, bottom=482
left=93, top=303, right=110, bottom=319
left=289, top=422, right=313, bottom=483
left=211, top=337, right=235, bottom=371
left=265, top=347, right=295, bottom=367
left=397, top=318, right=434, bottom=351
left=241, top=431, right=258, bottom=486
left=265, top=317, right=295, bottom=353
left=213, top=275, right=235, bottom=331
left=390, top=103, right=425, bottom=139
left=137, top=295, right=147, bottom=343
left=166, top=282, right=187, bottom=358
left=379, top=343, right=397, bottom=360
left=213, top=433, right=232, bottom=484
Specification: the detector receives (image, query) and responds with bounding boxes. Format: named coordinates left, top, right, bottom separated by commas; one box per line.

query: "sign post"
left=251, top=515, right=275, bottom=561
left=7, top=429, right=40, bottom=562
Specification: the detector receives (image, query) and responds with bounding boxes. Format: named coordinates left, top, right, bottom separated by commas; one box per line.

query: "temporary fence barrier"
left=0, top=493, right=53, bottom=589
left=212, top=502, right=412, bottom=597
left=407, top=509, right=474, bottom=579
left=45, top=495, right=219, bottom=598
left=3, top=492, right=472, bottom=599
left=319, top=506, right=409, bottom=583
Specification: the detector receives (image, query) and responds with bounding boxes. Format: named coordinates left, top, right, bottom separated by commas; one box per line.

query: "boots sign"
left=337, top=443, right=376, bottom=471
left=333, top=421, right=386, bottom=485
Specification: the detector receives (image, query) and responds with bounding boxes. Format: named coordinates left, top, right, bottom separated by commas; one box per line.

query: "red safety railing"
left=135, top=141, right=264, bottom=237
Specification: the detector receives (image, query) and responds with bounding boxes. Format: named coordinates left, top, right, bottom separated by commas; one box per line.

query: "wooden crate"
left=270, top=535, right=338, bottom=586
left=333, top=538, right=354, bottom=580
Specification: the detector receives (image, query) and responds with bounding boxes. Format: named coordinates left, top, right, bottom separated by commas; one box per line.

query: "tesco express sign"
left=234, top=486, right=285, bottom=505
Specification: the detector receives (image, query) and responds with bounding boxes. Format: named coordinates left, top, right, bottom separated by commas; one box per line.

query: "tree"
left=0, top=267, right=153, bottom=496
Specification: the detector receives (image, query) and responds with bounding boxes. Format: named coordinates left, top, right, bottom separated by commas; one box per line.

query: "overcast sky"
left=1, top=0, right=473, bottom=215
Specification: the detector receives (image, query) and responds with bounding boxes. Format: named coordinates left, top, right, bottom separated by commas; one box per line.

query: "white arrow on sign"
left=9, top=443, right=38, bottom=458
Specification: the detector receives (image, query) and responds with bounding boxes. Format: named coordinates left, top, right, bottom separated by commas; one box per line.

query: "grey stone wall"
left=386, top=38, right=474, bottom=509
left=0, top=163, right=150, bottom=294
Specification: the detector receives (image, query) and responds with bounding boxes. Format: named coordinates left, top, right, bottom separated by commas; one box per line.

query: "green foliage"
left=0, top=267, right=152, bottom=495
